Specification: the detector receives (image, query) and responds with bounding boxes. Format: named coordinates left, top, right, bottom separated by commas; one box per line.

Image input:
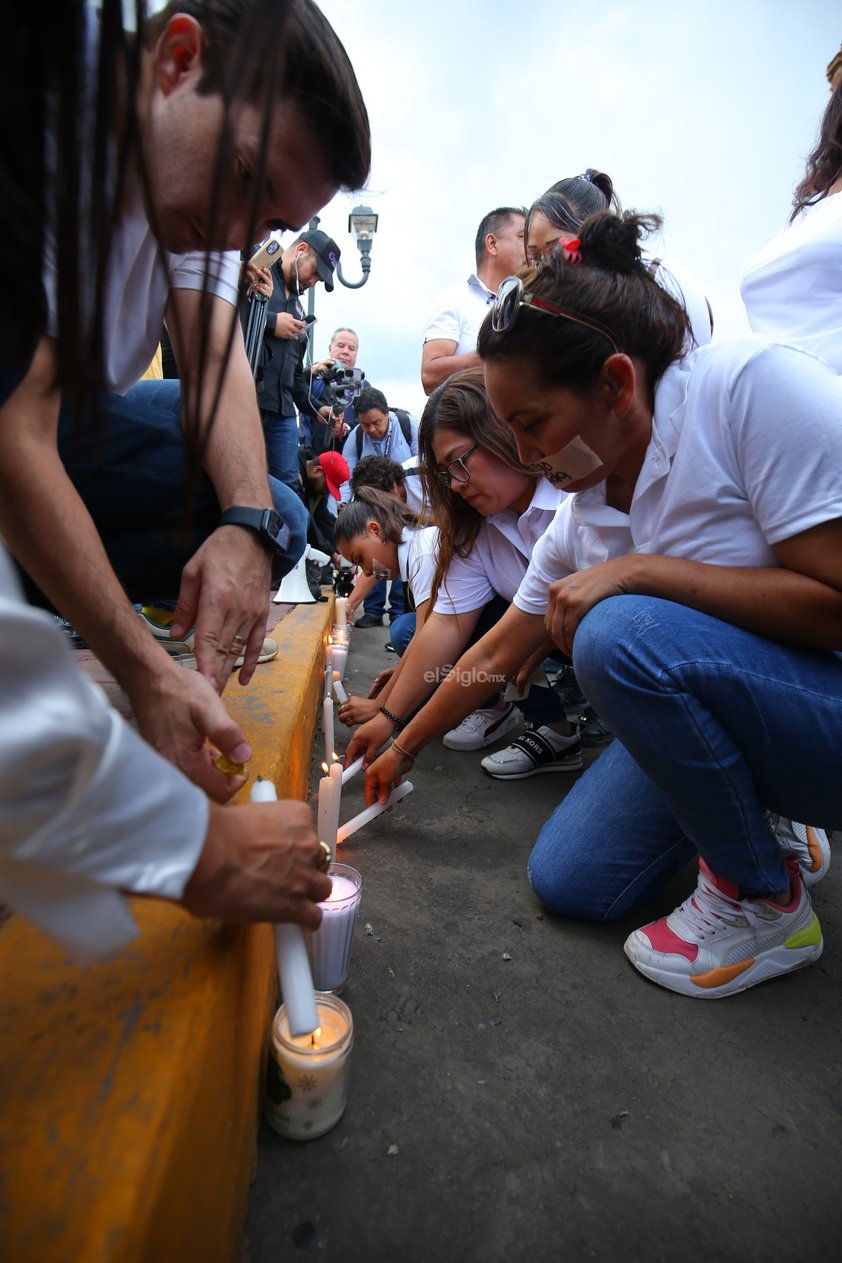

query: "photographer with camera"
left=258, top=230, right=341, bottom=491
left=302, top=327, right=365, bottom=454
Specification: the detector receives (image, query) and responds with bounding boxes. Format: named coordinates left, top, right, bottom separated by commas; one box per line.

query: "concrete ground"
left=245, top=623, right=842, bottom=1263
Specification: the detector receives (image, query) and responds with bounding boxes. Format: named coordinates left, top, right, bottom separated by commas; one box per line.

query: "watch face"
left=264, top=509, right=291, bottom=553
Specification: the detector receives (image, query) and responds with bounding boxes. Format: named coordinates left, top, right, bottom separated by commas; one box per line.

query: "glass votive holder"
left=264, top=994, right=354, bottom=1140
left=331, top=626, right=351, bottom=648
left=305, top=864, right=363, bottom=993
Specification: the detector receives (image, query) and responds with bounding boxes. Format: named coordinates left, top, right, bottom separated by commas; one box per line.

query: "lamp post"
left=305, top=204, right=379, bottom=358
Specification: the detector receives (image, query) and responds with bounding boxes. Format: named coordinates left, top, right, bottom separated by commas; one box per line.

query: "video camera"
left=324, top=363, right=366, bottom=411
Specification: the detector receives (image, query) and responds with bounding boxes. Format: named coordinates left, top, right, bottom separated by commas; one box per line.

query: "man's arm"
left=421, top=339, right=481, bottom=395
left=0, top=338, right=252, bottom=801
left=165, top=287, right=276, bottom=686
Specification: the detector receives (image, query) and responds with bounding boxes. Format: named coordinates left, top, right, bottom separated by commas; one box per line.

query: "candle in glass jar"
left=264, top=995, right=354, bottom=1140
left=335, top=597, right=348, bottom=627
left=305, top=864, right=363, bottom=993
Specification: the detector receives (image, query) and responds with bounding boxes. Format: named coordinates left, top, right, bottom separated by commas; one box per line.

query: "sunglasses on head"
left=491, top=275, right=620, bottom=354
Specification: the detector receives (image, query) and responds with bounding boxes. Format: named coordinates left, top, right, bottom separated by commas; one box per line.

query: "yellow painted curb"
left=0, top=598, right=333, bottom=1263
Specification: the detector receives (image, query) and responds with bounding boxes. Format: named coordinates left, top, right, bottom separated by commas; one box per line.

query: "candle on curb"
left=305, top=863, right=363, bottom=992
left=264, top=994, right=354, bottom=1140
left=336, top=781, right=414, bottom=845
left=328, top=760, right=343, bottom=848
left=324, top=645, right=334, bottom=699
left=317, top=764, right=332, bottom=844
left=335, top=596, right=348, bottom=627
left=332, top=644, right=348, bottom=680
left=341, top=754, right=365, bottom=786
left=323, top=697, right=335, bottom=767
left=250, top=779, right=319, bottom=1037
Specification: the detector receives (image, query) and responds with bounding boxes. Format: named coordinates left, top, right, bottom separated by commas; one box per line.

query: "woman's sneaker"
left=624, top=859, right=822, bottom=999
left=443, top=702, right=521, bottom=751
left=767, top=815, right=830, bottom=887
left=481, top=726, right=583, bottom=779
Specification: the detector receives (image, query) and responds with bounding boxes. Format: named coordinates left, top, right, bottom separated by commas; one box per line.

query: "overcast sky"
left=304, top=0, right=839, bottom=418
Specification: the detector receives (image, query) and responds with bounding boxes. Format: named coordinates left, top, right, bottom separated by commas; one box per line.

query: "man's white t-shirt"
left=422, top=273, right=496, bottom=355
left=741, top=194, right=842, bottom=373
left=515, top=339, right=842, bottom=615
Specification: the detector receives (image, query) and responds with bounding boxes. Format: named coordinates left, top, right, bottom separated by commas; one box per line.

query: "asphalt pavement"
left=245, top=621, right=842, bottom=1263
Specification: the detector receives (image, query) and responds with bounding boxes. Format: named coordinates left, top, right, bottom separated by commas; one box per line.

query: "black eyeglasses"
left=436, top=443, right=479, bottom=487
left=491, top=275, right=620, bottom=354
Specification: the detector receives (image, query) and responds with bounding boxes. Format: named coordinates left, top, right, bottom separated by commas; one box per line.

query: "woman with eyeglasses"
left=342, top=368, right=580, bottom=777
left=526, top=170, right=713, bottom=349
left=363, top=209, right=842, bottom=1001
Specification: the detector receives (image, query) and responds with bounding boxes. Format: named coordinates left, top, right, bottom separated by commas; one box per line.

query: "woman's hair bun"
left=582, top=169, right=617, bottom=209
left=578, top=210, right=662, bottom=274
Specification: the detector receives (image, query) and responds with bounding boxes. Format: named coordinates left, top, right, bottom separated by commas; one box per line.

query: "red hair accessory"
left=561, top=238, right=582, bottom=263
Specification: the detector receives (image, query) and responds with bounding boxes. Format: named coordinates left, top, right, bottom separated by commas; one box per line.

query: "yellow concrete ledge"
left=0, top=598, right=332, bottom=1263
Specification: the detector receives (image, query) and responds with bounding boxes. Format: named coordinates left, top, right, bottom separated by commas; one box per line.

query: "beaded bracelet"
left=390, top=738, right=416, bottom=762
left=379, top=705, right=406, bottom=730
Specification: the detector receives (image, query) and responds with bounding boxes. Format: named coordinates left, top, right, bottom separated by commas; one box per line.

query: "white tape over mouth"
left=528, top=436, right=603, bottom=487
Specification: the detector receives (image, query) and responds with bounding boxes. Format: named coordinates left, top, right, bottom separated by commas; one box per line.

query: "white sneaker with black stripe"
left=442, top=702, right=522, bottom=751
left=480, top=726, right=583, bottom=780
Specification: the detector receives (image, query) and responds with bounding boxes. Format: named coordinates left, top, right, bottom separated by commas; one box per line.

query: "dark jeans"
left=20, top=378, right=307, bottom=608
left=261, top=410, right=301, bottom=492
left=364, top=577, right=405, bottom=622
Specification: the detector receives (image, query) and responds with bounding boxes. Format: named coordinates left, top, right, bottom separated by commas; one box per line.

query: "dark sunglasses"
left=491, top=275, right=620, bottom=354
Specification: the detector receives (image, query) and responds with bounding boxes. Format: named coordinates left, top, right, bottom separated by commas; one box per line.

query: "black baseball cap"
left=299, top=229, right=341, bottom=292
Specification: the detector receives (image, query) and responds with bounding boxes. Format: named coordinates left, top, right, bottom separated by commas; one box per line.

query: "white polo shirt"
left=433, top=478, right=565, bottom=615
left=741, top=194, right=842, bottom=372
left=397, top=525, right=440, bottom=608
left=423, top=273, right=496, bottom=355
left=515, top=339, right=842, bottom=615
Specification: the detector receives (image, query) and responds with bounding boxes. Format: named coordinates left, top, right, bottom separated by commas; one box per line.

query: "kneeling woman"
left=365, top=211, right=842, bottom=999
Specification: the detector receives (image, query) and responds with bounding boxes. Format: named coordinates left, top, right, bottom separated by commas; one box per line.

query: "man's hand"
left=170, top=524, right=273, bottom=691
left=182, top=799, right=331, bottom=927
left=130, top=661, right=254, bottom=803
left=312, top=357, right=335, bottom=376
left=245, top=262, right=274, bottom=298
left=273, top=312, right=307, bottom=340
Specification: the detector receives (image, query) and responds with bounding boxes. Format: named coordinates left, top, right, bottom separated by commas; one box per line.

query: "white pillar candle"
left=265, top=994, right=354, bottom=1140
left=305, top=864, right=363, bottom=992
left=316, top=766, right=332, bottom=844
left=336, top=781, right=414, bottom=844
left=328, top=761, right=343, bottom=847
left=335, top=597, right=348, bottom=627
left=323, top=697, right=335, bottom=767
left=324, top=646, right=334, bottom=700
left=333, top=679, right=348, bottom=705
left=332, top=644, right=348, bottom=680
left=341, top=755, right=365, bottom=786
left=250, top=779, right=319, bottom=1037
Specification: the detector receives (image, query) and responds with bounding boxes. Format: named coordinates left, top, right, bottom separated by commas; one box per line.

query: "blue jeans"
left=364, top=577, right=405, bottom=622
left=390, top=612, right=416, bottom=655
left=22, top=378, right=307, bottom=607
left=261, top=410, right=300, bottom=491
left=528, top=595, right=842, bottom=920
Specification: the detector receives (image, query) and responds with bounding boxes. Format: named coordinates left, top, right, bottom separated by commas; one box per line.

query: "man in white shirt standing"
left=421, top=206, right=526, bottom=395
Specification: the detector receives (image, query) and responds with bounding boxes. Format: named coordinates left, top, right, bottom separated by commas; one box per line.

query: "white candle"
left=335, top=597, right=348, bottom=627
left=341, top=755, right=365, bottom=786
left=324, top=646, right=334, bottom=699
left=333, top=679, right=348, bottom=705
left=317, top=766, right=332, bottom=844
left=328, top=761, right=343, bottom=848
left=265, top=994, right=354, bottom=1140
left=305, top=864, right=363, bottom=992
left=250, top=779, right=319, bottom=1037
left=323, top=697, right=335, bottom=767
left=332, top=644, right=348, bottom=680
left=336, top=781, right=414, bottom=844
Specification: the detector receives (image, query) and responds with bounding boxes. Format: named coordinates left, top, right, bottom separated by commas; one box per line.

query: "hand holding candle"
left=337, top=781, right=414, bottom=845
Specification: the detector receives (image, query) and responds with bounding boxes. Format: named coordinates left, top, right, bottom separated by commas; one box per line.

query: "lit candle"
left=333, top=679, right=348, bottom=705
left=336, top=781, right=414, bottom=844
left=341, top=754, right=365, bottom=786
left=316, top=764, right=332, bottom=844
left=305, top=863, right=363, bottom=992
left=323, top=697, right=335, bottom=767
left=324, top=644, right=334, bottom=700
left=250, top=778, right=319, bottom=1037
left=332, top=644, right=348, bottom=680
left=335, top=596, right=348, bottom=627
left=328, top=760, right=343, bottom=847
left=264, top=994, right=354, bottom=1140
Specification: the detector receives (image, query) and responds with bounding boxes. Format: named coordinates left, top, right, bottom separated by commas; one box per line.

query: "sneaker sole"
left=482, top=754, right=584, bottom=780
left=623, top=923, right=823, bottom=999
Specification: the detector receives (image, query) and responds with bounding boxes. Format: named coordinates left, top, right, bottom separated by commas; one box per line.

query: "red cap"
left=318, top=450, right=351, bottom=499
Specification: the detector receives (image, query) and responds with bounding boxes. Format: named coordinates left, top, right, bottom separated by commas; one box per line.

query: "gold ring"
left=232, top=634, right=247, bottom=649
left=317, top=840, right=332, bottom=873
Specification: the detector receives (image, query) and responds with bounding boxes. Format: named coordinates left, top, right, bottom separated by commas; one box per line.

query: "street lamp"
left=304, top=204, right=380, bottom=355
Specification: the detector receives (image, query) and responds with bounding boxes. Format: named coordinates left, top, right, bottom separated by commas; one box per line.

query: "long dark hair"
left=478, top=211, right=689, bottom=399
left=792, top=80, right=842, bottom=220
left=417, top=368, right=535, bottom=604
left=335, top=486, right=424, bottom=551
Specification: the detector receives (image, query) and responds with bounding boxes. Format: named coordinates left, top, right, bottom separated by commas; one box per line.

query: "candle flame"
left=332, top=751, right=339, bottom=763
left=310, top=1027, right=321, bottom=1048
left=321, top=762, right=329, bottom=774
